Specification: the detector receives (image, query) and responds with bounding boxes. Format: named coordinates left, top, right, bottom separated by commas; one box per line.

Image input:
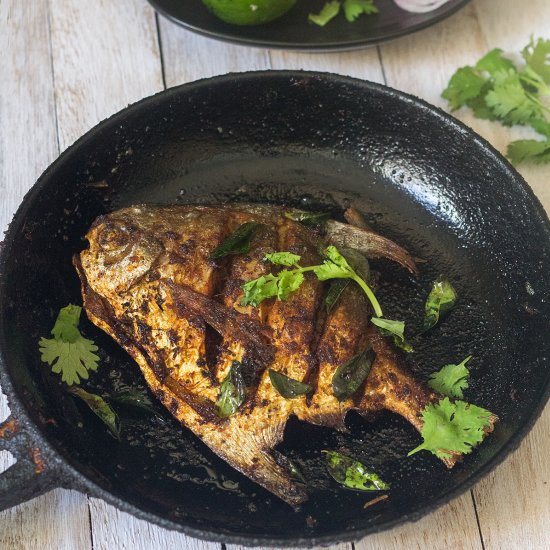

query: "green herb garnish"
left=325, top=279, right=350, bottom=313
left=264, top=251, right=301, bottom=266
left=216, top=361, right=246, bottom=418
left=422, top=276, right=457, bottom=332
left=69, top=387, right=120, bottom=439
left=110, top=388, right=158, bottom=415
left=39, top=304, right=100, bottom=386
left=210, top=222, right=263, bottom=259
left=324, top=451, right=389, bottom=491
left=284, top=210, right=330, bottom=227
left=408, top=397, right=494, bottom=460
left=332, top=348, right=376, bottom=401
left=370, top=317, right=413, bottom=353
left=308, top=1, right=341, bottom=26
left=308, top=0, right=377, bottom=26
left=242, top=245, right=382, bottom=316
left=442, top=38, right=550, bottom=165
left=269, top=369, right=312, bottom=399
left=428, top=356, right=472, bottom=399
left=343, top=0, right=378, bottom=21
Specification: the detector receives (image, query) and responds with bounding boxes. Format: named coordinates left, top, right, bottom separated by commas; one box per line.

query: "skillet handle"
left=0, top=415, right=56, bottom=512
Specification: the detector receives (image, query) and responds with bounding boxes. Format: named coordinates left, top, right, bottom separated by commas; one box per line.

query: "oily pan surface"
left=1, top=73, right=549, bottom=542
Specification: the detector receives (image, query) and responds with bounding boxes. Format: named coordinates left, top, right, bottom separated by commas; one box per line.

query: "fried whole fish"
left=74, top=204, right=492, bottom=505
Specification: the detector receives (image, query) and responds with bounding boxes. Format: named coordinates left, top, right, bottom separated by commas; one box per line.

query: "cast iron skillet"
left=0, top=72, right=549, bottom=546
left=150, top=0, right=470, bottom=51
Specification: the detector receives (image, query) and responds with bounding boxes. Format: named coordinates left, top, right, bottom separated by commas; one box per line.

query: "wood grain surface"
left=0, top=0, right=549, bottom=548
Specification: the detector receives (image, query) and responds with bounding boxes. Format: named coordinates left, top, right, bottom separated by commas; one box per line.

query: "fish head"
left=80, top=209, right=163, bottom=296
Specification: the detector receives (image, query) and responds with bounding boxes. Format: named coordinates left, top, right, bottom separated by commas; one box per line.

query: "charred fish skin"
left=76, top=203, right=491, bottom=505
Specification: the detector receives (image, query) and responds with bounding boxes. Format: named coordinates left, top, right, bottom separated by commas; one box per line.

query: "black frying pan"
left=1, top=72, right=549, bottom=546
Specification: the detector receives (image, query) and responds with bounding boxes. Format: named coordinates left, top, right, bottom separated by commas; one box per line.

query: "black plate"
left=1, top=71, right=549, bottom=546
left=150, top=0, right=471, bottom=51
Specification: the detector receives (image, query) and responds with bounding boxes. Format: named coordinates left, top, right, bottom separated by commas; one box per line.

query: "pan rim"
left=1, top=70, right=549, bottom=546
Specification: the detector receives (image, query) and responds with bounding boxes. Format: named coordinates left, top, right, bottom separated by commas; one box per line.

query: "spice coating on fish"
left=74, top=203, right=491, bottom=505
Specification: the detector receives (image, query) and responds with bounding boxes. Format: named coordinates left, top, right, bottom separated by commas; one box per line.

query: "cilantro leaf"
left=507, top=138, right=550, bottom=165
left=265, top=251, right=301, bottom=266
left=522, top=37, right=550, bottom=84
left=324, top=451, right=389, bottom=491
left=343, top=0, right=378, bottom=22
left=408, top=397, right=494, bottom=459
left=428, top=356, right=472, bottom=398
left=442, top=66, right=486, bottom=111
left=242, top=245, right=383, bottom=316
left=210, top=222, right=262, bottom=259
left=69, top=387, right=120, bottom=438
left=39, top=304, right=100, bottom=386
left=422, top=276, right=457, bottom=332
left=485, top=69, right=545, bottom=126
left=370, top=317, right=413, bottom=353
left=475, top=48, right=515, bottom=76
left=309, top=1, right=341, bottom=26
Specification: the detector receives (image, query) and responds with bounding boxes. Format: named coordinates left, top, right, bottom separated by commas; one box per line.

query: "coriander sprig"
left=241, top=245, right=383, bottom=317
left=442, top=37, right=550, bottom=164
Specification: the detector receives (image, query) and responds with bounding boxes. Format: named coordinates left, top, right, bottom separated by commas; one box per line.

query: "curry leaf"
left=285, top=210, right=331, bottom=227
left=110, top=388, right=158, bottom=415
left=325, top=279, right=350, bottom=313
left=422, top=276, right=457, bottom=332
left=324, top=451, right=390, bottom=491
left=332, top=348, right=376, bottom=401
left=69, top=387, right=120, bottom=439
left=210, top=222, right=263, bottom=259
left=269, top=369, right=312, bottom=399
left=216, top=361, right=246, bottom=418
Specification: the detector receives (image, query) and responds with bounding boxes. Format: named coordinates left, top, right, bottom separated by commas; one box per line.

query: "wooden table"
left=1, top=1, right=549, bottom=548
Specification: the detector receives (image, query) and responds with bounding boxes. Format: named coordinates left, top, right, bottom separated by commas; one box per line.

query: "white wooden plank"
left=90, top=502, right=217, bottom=550
left=158, top=17, right=271, bottom=87
left=357, top=494, right=483, bottom=550
left=49, top=0, right=164, bottom=151
left=269, top=48, right=385, bottom=83
left=0, top=1, right=92, bottom=548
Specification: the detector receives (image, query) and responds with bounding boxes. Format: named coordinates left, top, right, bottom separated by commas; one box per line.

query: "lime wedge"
left=202, top=0, right=297, bottom=25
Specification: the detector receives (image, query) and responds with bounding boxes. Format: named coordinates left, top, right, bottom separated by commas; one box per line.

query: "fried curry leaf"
left=210, top=222, right=263, bottom=259
left=370, top=317, right=413, bottom=353
left=285, top=210, right=331, bottom=227
left=325, top=279, right=350, bottom=313
left=269, top=369, right=312, bottom=399
left=288, top=459, right=307, bottom=484
left=422, top=276, right=457, bottom=332
left=324, top=451, right=390, bottom=491
left=69, top=387, right=120, bottom=439
left=332, top=348, right=376, bottom=401
left=428, top=356, right=472, bottom=399
left=216, top=361, right=246, bottom=418
left=39, top=304, right=100, bottom=386
left=110, top=388, right=158, bottom=415
left=408, top=397, right=494, bottom=460
left=264, top=251, right=302, bottom=266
